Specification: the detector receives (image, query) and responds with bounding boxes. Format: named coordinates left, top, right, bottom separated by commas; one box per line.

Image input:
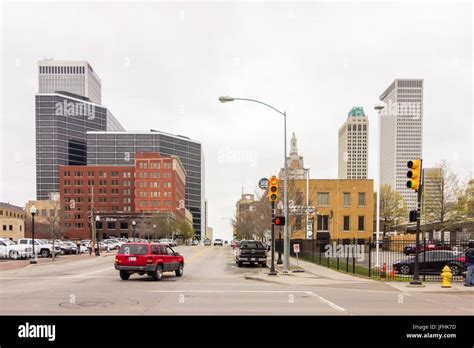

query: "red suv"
left=114, top=242, right=184, bottom=281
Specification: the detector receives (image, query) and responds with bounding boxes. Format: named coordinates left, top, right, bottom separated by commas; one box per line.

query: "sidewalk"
left=244, top=256, right=474, bottom=293
left=0, top=251, right=117, bottom=271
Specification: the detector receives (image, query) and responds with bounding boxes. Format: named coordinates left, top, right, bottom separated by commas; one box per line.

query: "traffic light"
left=268, top=176, right=278, bottom=202
left=273, top=216, right=286, bottom=226
left=407, top=159, right=421, bottom=191
left=409, top=210, right=418, bottom=222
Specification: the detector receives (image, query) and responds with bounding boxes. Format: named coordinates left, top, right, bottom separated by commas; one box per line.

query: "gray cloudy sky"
left=0, top=1, right=472, bottom=240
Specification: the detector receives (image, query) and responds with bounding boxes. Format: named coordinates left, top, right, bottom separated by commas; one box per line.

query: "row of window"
left=0, top=210, right=25, bottom=219
left=317, top=192, right=366, bottom=207
left=138, top=200, right=172, bottom=207
left=40, top=66, right=85, bottom=74
left=2, top=224, right=22, bottom=231
left=301, top=215, right=365, bottom=231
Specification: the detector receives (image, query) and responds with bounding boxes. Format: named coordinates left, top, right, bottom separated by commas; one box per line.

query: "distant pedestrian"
left=76, top=240, right=81, bottom=255
left=464, top=241, right=474, bottom=287
left=88, top=241, right=94, bottom=256
left=106, top=243, right=110, bottom=253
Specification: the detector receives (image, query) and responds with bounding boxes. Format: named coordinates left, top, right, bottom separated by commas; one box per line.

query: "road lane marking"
left=305, top=291, right=346, bottom=312
left=185, top=247, right=213, bottom=265
left=72, top=267, right=114, bottom=278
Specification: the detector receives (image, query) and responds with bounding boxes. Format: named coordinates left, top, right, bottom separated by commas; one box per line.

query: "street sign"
left=293, top=244, right=300, bottom=253
left=258, top=178, right=269, bottom=190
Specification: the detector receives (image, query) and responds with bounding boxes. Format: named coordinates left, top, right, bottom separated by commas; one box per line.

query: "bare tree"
left=375, top=185, right=407, bottom=237
left=46, top=197, right=62, bottom=261
left=424, top=160, right=467, bottom=229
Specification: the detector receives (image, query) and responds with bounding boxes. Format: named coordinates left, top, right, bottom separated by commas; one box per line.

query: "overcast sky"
left=0, top=1, right=472, bottom=240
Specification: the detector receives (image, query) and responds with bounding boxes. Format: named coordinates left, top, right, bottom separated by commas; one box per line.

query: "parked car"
left=159, top=239, right=177, bottom=247
left=59, top=241, right=77, bottom=255
left=0, top=238, right=32, bottom=259
left=393, top=250, right=465, bottom=275
left=17, top=238, right=61, bottom=258
left=114, top=242, right=184, bottom=281
left=214, top=239, right=223, bottom=246
left=403, top=242, right=452, bottom=255
left=236, top=240, right=267, bottom=267
left=203, top=239, right=211, bottom=246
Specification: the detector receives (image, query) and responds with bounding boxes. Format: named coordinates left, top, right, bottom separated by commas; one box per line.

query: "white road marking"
left=305, top=291, right=346, bottom=312
left=72, top=267, right=114, bottom=278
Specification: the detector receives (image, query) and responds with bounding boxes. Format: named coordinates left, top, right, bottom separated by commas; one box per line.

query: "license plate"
left=128, top=257, right=136, bottom=261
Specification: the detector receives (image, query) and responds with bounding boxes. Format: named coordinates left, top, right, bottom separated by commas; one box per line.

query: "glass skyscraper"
left=35, top=60, right=124, bottom=200
left=86, top=131, right=205, bottom=238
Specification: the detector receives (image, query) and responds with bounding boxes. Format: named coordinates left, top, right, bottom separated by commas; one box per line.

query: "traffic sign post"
left=269, top=200, right=277, bottom=276
left=293, top=243, right=300, bottom=268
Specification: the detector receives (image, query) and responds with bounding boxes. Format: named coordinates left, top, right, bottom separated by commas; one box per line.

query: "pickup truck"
left=235, top=240, right=267, bottom=268
left=17, top=238, right=61, bottom=258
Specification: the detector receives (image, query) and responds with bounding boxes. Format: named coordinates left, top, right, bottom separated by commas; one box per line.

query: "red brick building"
left=58, top=152, right=187, bottom=239
left=134, top=152, right=186, bottom=222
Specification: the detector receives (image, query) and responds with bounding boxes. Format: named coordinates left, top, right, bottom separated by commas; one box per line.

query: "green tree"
left=149, top=212, right=176, bottom=239
left=177, top=220, right=194, bottom=242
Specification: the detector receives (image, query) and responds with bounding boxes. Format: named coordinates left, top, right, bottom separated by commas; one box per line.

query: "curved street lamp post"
left=219, top=96, right=289, bottom=273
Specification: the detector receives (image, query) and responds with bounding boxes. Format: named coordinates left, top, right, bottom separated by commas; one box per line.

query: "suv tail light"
left=146, top=256, right=153, bottom=264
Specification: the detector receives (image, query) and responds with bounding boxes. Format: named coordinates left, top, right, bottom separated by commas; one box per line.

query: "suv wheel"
left=261, top=263, right=267, bottom=268
left=237, top=261, right=243, bottom=268
left=9, top=250, right=19, bottom=260
left=152, top=265, right=163, bottom=281
left=175, top=263, right=184, bottom=277
left=119, top=271, right=130, bottom=280
left=41, top=249, right=50, bottom=258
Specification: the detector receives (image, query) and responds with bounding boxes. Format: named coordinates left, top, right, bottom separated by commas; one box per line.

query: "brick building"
left=287, top=179, right=374, bottom=240
left=59, top=152, right=187, bottom=239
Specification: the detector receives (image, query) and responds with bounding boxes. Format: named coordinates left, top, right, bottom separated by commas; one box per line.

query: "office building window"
left=343, top=216, right=350, bottom=231
left=317, top=215, right=329, bottom=231
left=343, top=193, right=351, bottom=206
left=317, top=193, right=330, bottom=206
left=358, top=216, right=365, bottom=231
left=358, top=193, right=366, bottom=206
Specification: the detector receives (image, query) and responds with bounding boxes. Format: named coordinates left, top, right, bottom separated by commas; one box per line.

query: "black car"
left=393, top=250, right=465, bottom=275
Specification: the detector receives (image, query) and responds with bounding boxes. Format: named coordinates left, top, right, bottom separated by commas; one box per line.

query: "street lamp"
left=95, top=215, right=101, bottom=256
left=29, top=205, right=37, bottom=264
left=132, top=220, right=137, bottom=241
left=374, top=101, right=385, bottom=268
left=153, top=224, right=156, bottom=241
left=219, top=96, right=289, bottom=273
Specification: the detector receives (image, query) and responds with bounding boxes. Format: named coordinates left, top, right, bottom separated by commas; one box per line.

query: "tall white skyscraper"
left=338, top=106, right=369, bottom=179
left=38, top=59, right=102, bottom=103
left=379, top=79, right=423, bottom=209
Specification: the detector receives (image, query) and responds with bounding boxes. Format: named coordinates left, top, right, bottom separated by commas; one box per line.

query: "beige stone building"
left=0, top=202, right=26, bottom=241
left=288, top=179, right=374, bottom=240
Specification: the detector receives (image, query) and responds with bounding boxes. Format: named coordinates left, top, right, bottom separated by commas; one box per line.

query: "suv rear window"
left=118, top=244, right=149, bottom=255
left=240, top=241, right=264, bottom=249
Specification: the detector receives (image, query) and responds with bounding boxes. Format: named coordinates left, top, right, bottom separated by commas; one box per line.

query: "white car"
left=159, top=239, right=177, bottom=247
left=0, top=238, right=33, bottom=259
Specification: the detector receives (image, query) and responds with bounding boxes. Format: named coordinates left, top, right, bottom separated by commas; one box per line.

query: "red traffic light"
left=273, top=216, right=285, bottom=226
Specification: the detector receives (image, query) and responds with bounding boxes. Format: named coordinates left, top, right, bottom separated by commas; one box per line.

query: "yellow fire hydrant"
left=441, top=265, right=452, bottom=288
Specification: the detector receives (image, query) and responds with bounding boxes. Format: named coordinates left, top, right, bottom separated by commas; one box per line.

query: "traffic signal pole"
left=410, top=159, right=423, bottom=286
left=269, top=201, right=277, bottom=275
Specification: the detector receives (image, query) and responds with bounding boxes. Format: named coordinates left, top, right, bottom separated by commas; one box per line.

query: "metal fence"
left=275, top=238, right=470, bottom=282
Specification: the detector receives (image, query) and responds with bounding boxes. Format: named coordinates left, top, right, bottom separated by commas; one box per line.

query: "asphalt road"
left=0, top=245, right=472, bottom=315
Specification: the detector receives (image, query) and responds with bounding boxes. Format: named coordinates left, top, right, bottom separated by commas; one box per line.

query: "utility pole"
left=408, top=159, right=423, bottom=286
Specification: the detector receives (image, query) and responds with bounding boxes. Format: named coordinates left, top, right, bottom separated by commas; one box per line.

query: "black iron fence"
left=275, top=238, right=470, bottom=282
